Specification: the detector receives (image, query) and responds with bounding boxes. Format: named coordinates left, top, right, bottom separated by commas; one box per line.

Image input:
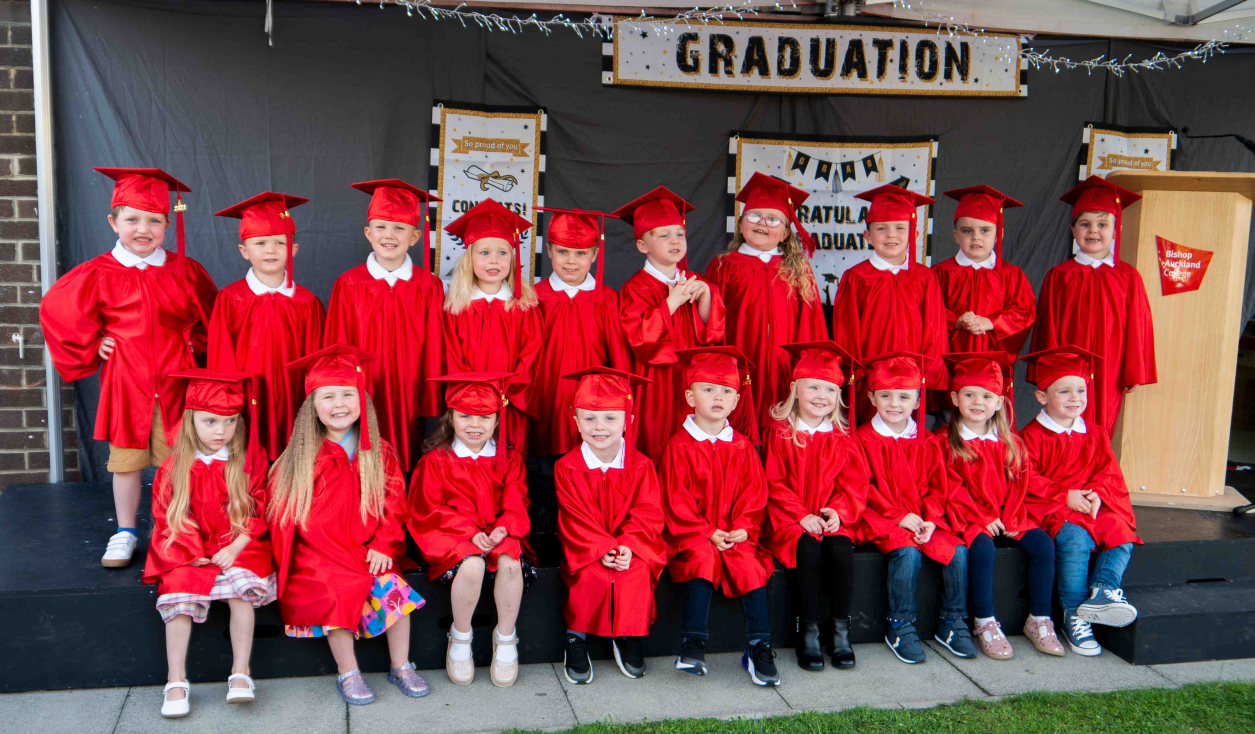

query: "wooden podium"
left=1109, top=171, right=1255, bottom=511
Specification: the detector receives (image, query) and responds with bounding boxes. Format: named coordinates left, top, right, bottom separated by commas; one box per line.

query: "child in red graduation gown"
left=761, top=341, right=871, bottom=672
left=323, top=180, right=445, bottom=471
left=1020, top=346, right=1142, bottom=657
left=614, top=187, right=726, bottom=462
left=661, top=346, right=779, bottom=688
left=830, top=185, right=946, bottom=424
left=856, top=352, right=976, bottom=664
left=40, top=167, right=217, bottom=569
left=1030, top=176, right=1157, bottom=435
left=939, top=352, right=1063, bottom=660
left=269, top=345, right=427, bottom=706
left=209, top=192, right=325, bottom=462
left=553, top=367, right=664, bottom=684
left=706, top=174, right=828, bottom=442
left=442, top=199, right=543, bottom=460
left=142, top=370, right=274, bottom=718
left=407, top=372, right=535, bottom=688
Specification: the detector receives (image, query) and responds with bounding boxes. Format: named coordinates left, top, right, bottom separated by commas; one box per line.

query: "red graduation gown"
left=555, top=446, right=666, bottom=637
left=660, top=427, right=773, bottom=597
left=830, top=260, right=947, bottom=424
left=1021, top=419, right=1141, bottom=550
left=705, top=252, right=828, bottom=440
left=932, top=257, right=1035, bottom=357
left=619, top=270, right=726, bottom=463
left=39, top=250, right=217, bottom=448
left=323, top=264, right=445, bottom=471
left=937, top=432, right=1038, bottom=546
left=142, top=456, right=273, bottom=596
left=530, top=280, right=632, bottom=457
left=208, top=278, right=326, bottom=461
left=762, top=419, right=872, bottom=566
left=407, top=444, right=534, bottom=580
left=270, top=439, right=409, bottom=629
left=1029, top=259, right=1157, bottom=435
left=855, top=423, right=964, bottom=564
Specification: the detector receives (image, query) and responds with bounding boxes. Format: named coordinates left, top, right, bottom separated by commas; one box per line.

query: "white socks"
left=449, top=625, right=472, bottom=663
left=495, top=628, right=518, bottom=664
left=974, top=616, right=996, bottom=627
left=1029, top=614, right=1050, bottom=622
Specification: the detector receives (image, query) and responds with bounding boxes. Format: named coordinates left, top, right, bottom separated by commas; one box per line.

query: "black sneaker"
left=1077, top=587, right=1138, bottom=628
left=934, top=618, right=977, bottom=659
left=742, top=641, right=780, bottom=687
left=885, top=621, right=926, bottom=664
left=675, top=636, right=707, bottom=676
left=563, top=633, right=593, bottom=684
left=612, top=636, right=646, bottom=679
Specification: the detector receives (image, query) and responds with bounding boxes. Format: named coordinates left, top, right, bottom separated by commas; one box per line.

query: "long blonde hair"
left=725, top=214, right=818, bottom=304
left=268, top=392, right=387, bottom=530
left=444, top=243, right=538, bottom=315
left=158, top=410, right=253, bottom=550
left=946, top=404, right=1025, bottom=477
left=769, top=381, right=848, bottom=447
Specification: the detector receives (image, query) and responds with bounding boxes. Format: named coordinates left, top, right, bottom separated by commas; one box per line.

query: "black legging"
left=794, top=534, right=854, bottom=621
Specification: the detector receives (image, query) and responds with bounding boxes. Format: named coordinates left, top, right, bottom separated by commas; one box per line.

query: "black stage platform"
left=2, top=481, right=1254, bottom=693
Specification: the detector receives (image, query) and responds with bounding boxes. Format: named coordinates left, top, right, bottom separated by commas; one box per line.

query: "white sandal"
left=226, top=673, right=255, bottom=703
left=161, top=681, right=190, bottom=718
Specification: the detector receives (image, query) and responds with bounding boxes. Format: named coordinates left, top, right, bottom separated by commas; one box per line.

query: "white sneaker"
left=101, top=531, right=137, bottom=568
left=161, top=681, right=190, bottom=718
left=1077, top=587, right=1139, bottom=628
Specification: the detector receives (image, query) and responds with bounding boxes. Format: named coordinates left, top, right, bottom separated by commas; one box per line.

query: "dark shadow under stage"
left=2, top=481, right=1254, bottom=693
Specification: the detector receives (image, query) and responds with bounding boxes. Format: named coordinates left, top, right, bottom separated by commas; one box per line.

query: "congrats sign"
left=1079, top=123, right=1175, bottom=179
left=603, top=20, right=1024, bottom=96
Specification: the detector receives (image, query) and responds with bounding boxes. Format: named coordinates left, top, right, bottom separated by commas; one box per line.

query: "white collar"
left=737, top=243, right=781, bottom=263
left=959, top=421, right=1000, bottom=442
left=580, top=441, right=625, bottom=472
left=111, top=241, right=166, bottom=269
left=790, top=415, right=833, bottom=435
left=245, top=268, right=295, bottom=297
left=1035, top=410, right=1087, bottom=435
left=548, top=271, right=595, bottom=298
left=471, top=285, right=510, bottom=303
left=1074, top=247, right=1115, bottom=269
left=868, top=251, right=908, bottom=275
left=955, top=250, right=996, bottom=270
left=194, top=446, right=230, bottom=465
left=643, top=259, right=683, bottom=286
left=452, top=437, right=497, bottom=460
left=683, top=414, right=734, bottom=443
left=366, top=252, right=413, bottom=285
left=872, top=412, right=917, bottom=440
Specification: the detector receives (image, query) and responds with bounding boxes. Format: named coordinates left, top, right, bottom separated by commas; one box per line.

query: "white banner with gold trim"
left=1080, top=123, right=1175, bottom=180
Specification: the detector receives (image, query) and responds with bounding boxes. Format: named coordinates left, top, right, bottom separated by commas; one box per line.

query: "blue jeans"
left=886, top=545, right=968, bottom=624
left=969, top=529, right=1055, bottom=618
left=681, top=579, right=771, bottom=644
left=1054, top=522, right=1134, bottom=614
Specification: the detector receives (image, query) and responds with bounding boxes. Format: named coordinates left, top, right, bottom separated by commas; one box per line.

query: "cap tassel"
left=175, top=195, right=187, bottom=281
left=246, top=375, right=266, bottom=474
left=626, top=392, right=637, bottom=470
left=678, top=214, right=689, bottom=275
left=996, top=205, right=1004, bottom=263
left=282, top=209, right=295, bottom=290
left=846, top=367, right=856, bottom=431
left=596, top=215, right=606, bottom=292
left=787, top=196, right=817, bottom=258
left=422, top=199, right=430, bottom=274
left=356, top=364, right=372, bottom=452
left=497, top=393, right=509, bottom=473
left=1114, top=197, right=1122, bottom=263
left=917, top=376, right=927, bottom=445
left=512, top=229, right=523, bottom=301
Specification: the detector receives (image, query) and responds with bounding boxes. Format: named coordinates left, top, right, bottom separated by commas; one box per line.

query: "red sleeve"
left=830, top=271, right=863, bottom=358
left=615, top=460, right=667, bottom=571
left=185, top=261, right=218, bottom=363
left=921, top=440, right=956, bottom=527
left=602, top=291, right=634, bottom=372
left=660, top=440, right=717, bottom=554
left=830, top=438, right=872, bottom=526
left=920, top=273, right=949, bottom=388
left=207, top=295, right=238, bottom=371
left=141, top=467, right=206, bottom=584
left=860, top=437, right=910, bottom=534
left=729, top=446, right=769, bottom=542
left=934, top=267, right=963, bottom=333
left=619, top=280, right=678, bottom=366
left=441, top=308, right=472, bottom=373
left=1030, top=267, right=1062, bottom=355
left=555, top=459, right=620, bottom=573
left=323, top=278, right=355, bottom=348
left=415, top=285, right=443, bottom=417
left=989, top=268, right=1036, bottom=357
left=505, top=307, right=543, bottom=418
left=1085, top=429, right=1137, bottom=530
left=307, top=295, right=327, bottom=354
left=1122, top=270, right=1157, bottom=387
left=494, top=450, right=532, bottom=539
left=765, top=432, right=811, bottom=530
left=244, top=463, right=270, bottom=541
left=698, top=280, right=726, bottom=346
left=798, top=271, right=829, bottom=342
left=38, top=263, right=105, bottom=382
left=366, top=442, right=410, bottom=560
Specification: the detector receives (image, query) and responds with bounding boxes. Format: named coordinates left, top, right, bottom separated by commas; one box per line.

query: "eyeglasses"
left=744, top=212, right=785, bottom=228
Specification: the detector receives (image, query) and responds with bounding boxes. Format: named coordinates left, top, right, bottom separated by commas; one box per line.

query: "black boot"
left=827, top=616, right=856, bottom=669
left=795, top=618, right=824, bottom=671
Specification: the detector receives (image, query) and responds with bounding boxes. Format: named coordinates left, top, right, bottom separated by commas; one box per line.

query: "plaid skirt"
left=155, top=567, right=277, bottom=624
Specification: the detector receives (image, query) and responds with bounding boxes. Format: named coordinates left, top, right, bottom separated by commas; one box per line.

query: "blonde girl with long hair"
left=141, top=370, right=276, bottom=719
left=268, top=345, right=428, bottom=706
left=705, top=174, right=827, bottom=443
left=938, top=352, right=1062, bottom=662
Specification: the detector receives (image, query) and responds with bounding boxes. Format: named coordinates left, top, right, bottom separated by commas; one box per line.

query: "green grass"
left=510, top=682, right=1255, bottom=734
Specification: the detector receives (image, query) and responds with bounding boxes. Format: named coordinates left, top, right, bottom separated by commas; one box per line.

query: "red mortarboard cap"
left=1060, top=175, right=1141, bottom=261
left=562, top=366, right=652, bottom=468
left=170, top=368, right=265, bottom=471
left=95, top=166, right=197, bottom=287
left=674, top=345, right=752, bottom=391
left=865, top=351, right=929, bottom=441
left=430, top=371, right=514, bottom=470
left=352, top=179, right=442, bottom=272
left=782, top=340, right=860, bottom=428
left=444, top=198, right=534, bottom=299
left=943, top=351, right=1016, bottom=395
left=735, top=172, right=817, bottom=256
left=1020, top=345, right=1103, bottom=427
left=944, top=185, right=1024, bottom=261
left=285, top=344, right=378, bottom=451
left=611, top=186, right=695, bottom=271
left=214, top=192, right=309, bottom=289
left=855, top=184, right=935, bottom=267
left=537, top=206, right=610, bottom=292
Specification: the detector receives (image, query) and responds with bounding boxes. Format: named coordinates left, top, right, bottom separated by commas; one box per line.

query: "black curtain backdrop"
left=50, top=0, right=1255, bottom=480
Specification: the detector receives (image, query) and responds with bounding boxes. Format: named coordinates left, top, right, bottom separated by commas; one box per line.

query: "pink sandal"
left=1024, top=616, right=1065, bottom=657
left=973, top=619, right=1014, bottom=660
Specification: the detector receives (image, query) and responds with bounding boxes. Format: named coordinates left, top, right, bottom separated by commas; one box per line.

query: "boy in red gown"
left=40, top=167, right=217, bottom=568
left=1030, top=176, right=1156, bottom=435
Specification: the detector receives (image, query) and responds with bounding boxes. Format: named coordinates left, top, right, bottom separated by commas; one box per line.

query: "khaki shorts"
left=106, top=401, right=172, bottom=473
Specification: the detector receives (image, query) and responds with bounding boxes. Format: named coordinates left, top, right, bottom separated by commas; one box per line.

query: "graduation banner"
left=602, top=20, right=1025, bottom=97
left=1078, top=123, right=1176, bottom=180
left=430, top=102, right=547, bottom=285
left=727, top=132, right=938, bottom=305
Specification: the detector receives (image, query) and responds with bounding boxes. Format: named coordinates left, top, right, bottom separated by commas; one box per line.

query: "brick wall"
left=0, top=0, right=79, bottom=490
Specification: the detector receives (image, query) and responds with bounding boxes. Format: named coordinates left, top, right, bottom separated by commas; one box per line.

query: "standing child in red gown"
left=554, top=367, right=663, bottom=685
left=1030, top=176, right=1156, bottom=435
left=40, top=167, right=217, bottom=568
left=706, top=174, right=828, bottom=442
left=614, top=187, right=726, bottom=462
left=323, top=180, right=445, bottom=471
left=408, top=372, right=535, bottom=689
left=269, top=345, right=427, bottom=706
left=209, top=192, right=325, bottom=462
left=761, top=341, right=870, bottom=672
left=143, top=370, right=274, bottom=719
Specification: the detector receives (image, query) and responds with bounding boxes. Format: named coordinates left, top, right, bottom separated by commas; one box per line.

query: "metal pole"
left=32, top=0, right=63, bottom=482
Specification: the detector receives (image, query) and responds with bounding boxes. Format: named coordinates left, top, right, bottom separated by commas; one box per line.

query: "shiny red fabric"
left=142, top=456, right=273, bottom=596
left=555, top=445, right=665, bottom=637
left=944, top=352, right=1012, bottom=395
left=945, top=185, right=1023, bottom=261
left=676, top=346, right=744, bottom=390
left=353, top=179, right=432, bottom=228
left=618, top=270, right=726, bottom=462
left=735, top=172, right=817, bottom=255
left=660, top=430, right=773, bottom=597
left=215, top=192, right=309, bottom=241
left=323, top=263, right=444, bottom=470
left=407, top=444, right=534, bottom=580
left=270, top=439, right=408, bottom=628
left=444, top=198, right=533, bottom=246
left=761, top=420, right=872, bottom=566
left=176, top=369, right=250, bottom=415
left=936, top=432, right=1038, bottom=546
left=612, top=187, right=694, bottom=242
left=40, top=252, right=218, bottom=448
left=932, top=257, right=1035, bottom=357
left=96, top=167, right=189, bottom=214
left=866, top=351, right=925, bottom=391
left=1021, top=347, right=1097, bottom=391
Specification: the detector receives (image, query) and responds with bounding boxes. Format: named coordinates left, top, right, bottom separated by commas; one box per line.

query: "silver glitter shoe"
left=336, top=669, right=375, bottom=705
left=388, top=662, right=431, bottom=698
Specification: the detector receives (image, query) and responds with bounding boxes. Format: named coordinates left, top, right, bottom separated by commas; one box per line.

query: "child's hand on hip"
left=366, top=549, right=392, bottom=575
left=97, top=336, right=116, bottom=361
